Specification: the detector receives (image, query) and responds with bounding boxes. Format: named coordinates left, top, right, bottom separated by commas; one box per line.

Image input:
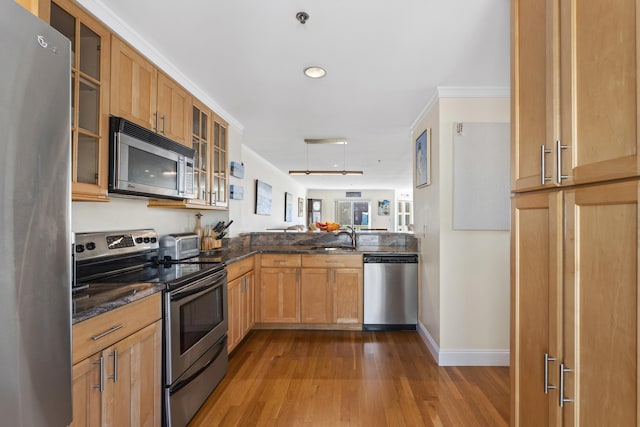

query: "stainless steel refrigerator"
left=0, top=1, right=73, bottom=425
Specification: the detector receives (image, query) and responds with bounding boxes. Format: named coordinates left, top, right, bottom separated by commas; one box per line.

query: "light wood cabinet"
left=511, top=181, right=640, bottom=426
left=512, top=0, right=640, bottom=193
left=300, top=255, right=363, bottom=325
left=227, top=257, right=255, bottom=352
left=332, top=267, right=363, bottom=324
left=71, top=293, right=162, bottom=427
left=110, top=36, right=191, bottom=147
left=511, top=191, right=562, bottom=427
left=257, top=254, right=363, bottom=327
left=15, top=0, right=50, bottom=22
left=259, top=254, right=301, bottom=323
left=49, top=0, right=111, bottom=201
left=300, top=268, right=333, bottom=323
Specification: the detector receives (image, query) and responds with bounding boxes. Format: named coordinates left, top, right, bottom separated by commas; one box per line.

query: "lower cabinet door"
left=301, top=268, right=332, bottom=323
left=228, top=277, right=242, bottom=352
left=333, top=268, right=363, bottom=324
left=71, top=353, right=103, bottom=427
left=241, top=271, right=255, bottom=335
left=103, top=320, right=162, bottom=427
left=260, top=268, right=300, bottom=323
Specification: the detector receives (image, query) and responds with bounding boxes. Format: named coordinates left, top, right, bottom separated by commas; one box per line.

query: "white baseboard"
left=417, top=321, right=509, bottom=367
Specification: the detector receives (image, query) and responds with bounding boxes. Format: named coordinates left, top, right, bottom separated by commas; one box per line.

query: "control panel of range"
left=74, top=229, right=159, bottom=261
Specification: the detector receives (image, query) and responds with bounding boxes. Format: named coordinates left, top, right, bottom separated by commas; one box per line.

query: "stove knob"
left=150, top=237, right=157, bottom=243
left=86, top=242, right=96, bottom=251
left=143, top=237, right=150, bottom=243
left=75, top=244, right=85, bottom=253
left=135, top=237, right=143, bottom=244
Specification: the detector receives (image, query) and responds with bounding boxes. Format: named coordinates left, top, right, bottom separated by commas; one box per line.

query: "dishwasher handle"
left=363, top=254, right=418, bottom=264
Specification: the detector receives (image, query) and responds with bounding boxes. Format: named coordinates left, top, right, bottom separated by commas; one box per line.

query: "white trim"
left=410, top=86, right=510, bottom=132
left=437, top=86, right=510, bottom=99
left=410, top=89, right=439, bottom=131
left=417, top=321, right=440, bottom=364
left=438, top=350, right=509, bottom=367
left=76, top=0, right=244, bottom=133
left=417, top=322, right=509, bottom=366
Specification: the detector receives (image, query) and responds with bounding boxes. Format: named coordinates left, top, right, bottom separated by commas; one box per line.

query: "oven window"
left=128, top=146, right=178, bottom=190
left=180, top=286, right=223, bottom=354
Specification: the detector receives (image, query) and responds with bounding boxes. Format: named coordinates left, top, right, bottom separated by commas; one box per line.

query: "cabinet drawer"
left=301, top=254, right=362, bottom=268
left=227, top=256, right=255, bottom=281
left=72, top=292, right=162, bottom=364
left=261, top=254, right=301, bottom=268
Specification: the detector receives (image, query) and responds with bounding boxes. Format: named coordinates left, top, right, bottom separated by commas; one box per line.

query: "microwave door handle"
left=178, top=157, right=185, bottom=196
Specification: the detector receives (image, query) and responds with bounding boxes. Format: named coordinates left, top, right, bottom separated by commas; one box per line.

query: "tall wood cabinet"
left=512, top=183, right=639, bottom=426
left=511, top=0, right=640, bottom=424
left=512, top=0, right=640, bottom=193
left=110, top=36, right=191, bottom=147
left=49, top=0, right=111, bottom=201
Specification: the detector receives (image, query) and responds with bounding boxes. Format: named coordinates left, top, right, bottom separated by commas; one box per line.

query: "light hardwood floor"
left=190, top=330, right=509, bottom=426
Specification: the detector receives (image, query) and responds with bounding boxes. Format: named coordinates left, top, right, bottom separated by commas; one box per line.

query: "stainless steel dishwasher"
left=363, top=254, right=419, bottom=330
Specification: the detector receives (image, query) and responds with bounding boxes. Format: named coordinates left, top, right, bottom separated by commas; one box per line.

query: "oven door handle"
left=169, top=336, right=227, bottom=395
left=170, top=270, right=226, bottom=302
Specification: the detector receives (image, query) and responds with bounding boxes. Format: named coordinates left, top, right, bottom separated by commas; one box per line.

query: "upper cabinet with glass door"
left=50, top=0, right=110, bottom=201
left=512, top=0, right=640, bottom=192
left=212, top=115, right=228, bottom=208
left=148, top=101, right=228, bottom=210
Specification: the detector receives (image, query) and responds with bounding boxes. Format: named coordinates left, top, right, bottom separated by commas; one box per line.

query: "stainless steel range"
left=74, top=229, right=228, bottom=427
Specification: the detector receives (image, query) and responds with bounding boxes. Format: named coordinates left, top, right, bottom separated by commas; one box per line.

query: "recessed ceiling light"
left=304, top=66, right=326, bottom=79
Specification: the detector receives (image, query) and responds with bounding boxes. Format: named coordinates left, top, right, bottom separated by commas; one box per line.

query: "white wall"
left=227, top=146, right=307, bottom=234
left=412, top=89, right=510, bottom=366
left=306, top=189, right=397, bottom=230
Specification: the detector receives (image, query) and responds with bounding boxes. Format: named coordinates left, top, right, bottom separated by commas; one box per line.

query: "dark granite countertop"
left=73, top=244, right=417, bottom=324
left=72, top=282, right=165, bottom=324
left=202, top=245, right=418, bottom=265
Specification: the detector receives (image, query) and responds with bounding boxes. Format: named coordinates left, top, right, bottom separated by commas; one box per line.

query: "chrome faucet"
left=334, top=225, right=357, bottom=249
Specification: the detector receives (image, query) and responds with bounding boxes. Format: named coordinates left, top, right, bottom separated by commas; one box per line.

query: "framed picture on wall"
left=284, top=192, right=293, bottom=222
left=297, top=197, right=304, bottom=217
left=255, top=180, right=272, bottom=215
left=416, top=128, right=431, bottom=188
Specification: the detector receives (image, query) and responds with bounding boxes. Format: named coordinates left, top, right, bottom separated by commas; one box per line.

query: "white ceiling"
left=88, top=0, right=510, bottom=192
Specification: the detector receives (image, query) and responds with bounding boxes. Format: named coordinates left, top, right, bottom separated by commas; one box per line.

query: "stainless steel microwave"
left=109, top=117, right=195, bottom=199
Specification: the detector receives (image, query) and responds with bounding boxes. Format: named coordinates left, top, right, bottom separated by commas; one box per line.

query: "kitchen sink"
left=309, top=246, right=357, bottom=251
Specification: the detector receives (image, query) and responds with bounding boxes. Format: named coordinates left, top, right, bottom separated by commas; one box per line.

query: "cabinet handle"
left=556, top=140, right=569, bottom=184
left=540, top=145, right=552, bottom=185
left=153, top=112, right=158, bottom=132
left=91, top=324, right=124, bottom=341
left=93, top=356, right=104, bottom=392
left=333, top=269, right=336, bottom=282
left=559, top=363, right=574, bottom=407
left=161, top=115, right=167, bottom=135
left=544, top=353, right=557, bottom=394
left=108, top=350, right=118, bottom=383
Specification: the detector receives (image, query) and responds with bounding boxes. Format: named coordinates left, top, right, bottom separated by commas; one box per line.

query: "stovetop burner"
left=74, top=229, right=225, bottom=291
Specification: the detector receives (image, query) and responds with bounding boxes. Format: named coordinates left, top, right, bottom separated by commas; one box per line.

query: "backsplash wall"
left=72, top=197, right=228, bottom=236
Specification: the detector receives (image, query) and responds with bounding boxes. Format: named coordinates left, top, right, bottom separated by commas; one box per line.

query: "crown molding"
left=76, top=0, right=244, bottom=133
left=437, top=86, right=510, bottom=98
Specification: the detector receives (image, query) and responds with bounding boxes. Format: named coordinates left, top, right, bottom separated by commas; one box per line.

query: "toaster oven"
left=159, top=233, right=200, bottom=260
